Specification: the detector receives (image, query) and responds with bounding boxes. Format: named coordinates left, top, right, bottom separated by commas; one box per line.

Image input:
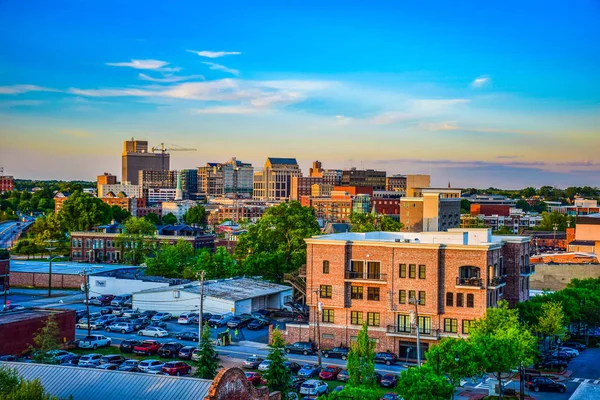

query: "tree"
left=109, top=205, right=131, bottom=223
left=0, top=366, right=70, bottom=400
left=162, top=213, right=178, bottom=225
left=396, top=364, right=455, bottom=400
left=58, top=190, right=111, bottom=232
left=326, top=387, right=380, bottom=400
left=426, top=338, right=480, bottom=398
left=31, top=315, right=61, bottom=363
left=469, top=301, right=538, bottom=399
left=460, top=198, right=471, bottom=214
left=347, top=323, right=376, bottom=388
left=185, top=205, right=206, bottom=225
left=117, top=217, right=156, bottom=265
left=379, top=215, right=403, bottom=231
left=234, top=202, right=320, bottom=282
left=515, top=199, right=531, bottom=212
left=194, top=323, right=219, bottom=379
left=145, top=239, right=196, bottom=278
left=143, top=212, right=161, bottom=225
left=263, top=328, right=291, bottom=397
left=350, top=212, right=403, bottom=232
left=493, top=225, right=514, bottom=235
left=535, top=301, right=567, bottom=351
left=27, top=213, right=66, bottom=247
left=537, top=211, right=576, bottom=231
left=189, top=247, right=238, bottom=280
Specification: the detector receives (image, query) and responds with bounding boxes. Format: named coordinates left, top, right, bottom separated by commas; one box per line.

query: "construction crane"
left=150, top=143, right=197, bottom=188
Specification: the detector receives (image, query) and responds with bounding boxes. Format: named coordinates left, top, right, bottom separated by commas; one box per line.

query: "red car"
left=319, top=365, right=342, bottom=380
left=162, top=361, right=192, bottom=376
left=133, top=340, right=162, bottom=355
left=245, top=371, right=262, bottom=385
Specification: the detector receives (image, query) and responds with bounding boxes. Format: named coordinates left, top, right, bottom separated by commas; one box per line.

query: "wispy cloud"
left=191, top=105, right=261, bottom=115
left=105, top=59, right=170, bottom=70
left=59, top=129, right=93, bottom=138
left=471, top=76, right=491, bottom=88
left=371, top=111, right=412, bottom=125
left=138, top=73, right=204, bottom=83
left=202, top=61, right=239, bottom=76
left=416, top=121, right=537, bottom=135
left=417, top=121, right=459, bottom=131
left=187, top=50, right=241, bottom=58
left=496, top=155, right=524, bottom=159
left=0, top=84, right=59, bottom=95
left=374, top=158, right=547, bottom=168
left=557, top=160, right=595, bottom=167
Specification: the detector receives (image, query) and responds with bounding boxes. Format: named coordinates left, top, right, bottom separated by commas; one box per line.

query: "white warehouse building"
left=132, top=277, right=292, bottom=316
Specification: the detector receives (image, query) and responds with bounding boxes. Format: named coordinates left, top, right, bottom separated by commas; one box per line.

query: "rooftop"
left=9, top=260, right=138, bottom=276
left=0, top=308, right=74, bottom=326
left=267, top=157, right=298, bottom=165
left=0, top=362, right=212, bottom=400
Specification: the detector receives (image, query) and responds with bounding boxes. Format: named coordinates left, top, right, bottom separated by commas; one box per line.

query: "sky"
left=0, top=0, right=599, bottom=188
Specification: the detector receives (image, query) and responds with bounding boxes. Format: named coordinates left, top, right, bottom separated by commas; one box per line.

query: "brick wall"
left=11, top=272, right=83, bottom=289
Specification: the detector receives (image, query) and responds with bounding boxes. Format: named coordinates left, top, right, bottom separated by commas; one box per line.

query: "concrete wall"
left=133, top=289, right=200, bottom=315
left=530, top=264, right=600, bottom=291
left=89, top=276, right=169, bottom=297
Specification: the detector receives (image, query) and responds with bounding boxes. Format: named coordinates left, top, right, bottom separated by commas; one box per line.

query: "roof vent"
left=404, top=239, right=411, bottom=243
left=395, top=239, right=402, bottom=243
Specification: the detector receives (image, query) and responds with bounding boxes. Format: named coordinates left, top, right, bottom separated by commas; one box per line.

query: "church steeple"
left=175, top=171, right=183, bottom=200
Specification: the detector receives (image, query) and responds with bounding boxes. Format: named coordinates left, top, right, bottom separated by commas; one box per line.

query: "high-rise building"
left=180, top=169, right=199, bottom=198
left=121, top=138, right=169, bottom=185
left=97, top=173, right=117, bottom=186
left=309, top=160, right=342, bottom=185
left=253, top=158, right=302, bottom=201
left=341, top=168, right=386, bottom=190
left=198, top=163, right=225, bottom=197
left=400, top=188, right=461, bottom=232
left=386, top=174, right=407, bottom=192
left=198, top=158, right=254, bottom=198
left=138, top=170, right=177, bottom=189
left=405, top=174, right=431, bottom=196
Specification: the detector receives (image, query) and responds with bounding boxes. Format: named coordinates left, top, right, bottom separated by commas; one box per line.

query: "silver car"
left=106, top=322, right=134, bottom=334
left=78, top=354, right=102, bottom=366
left=138, top=359, right=164, bottom=373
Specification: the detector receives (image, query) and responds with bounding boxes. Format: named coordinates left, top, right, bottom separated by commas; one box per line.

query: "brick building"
left=282, top=228, right=532, bottom=360
left=290, top=177, right=326, bottom=201
left=0, top=175, right=14, bottom=193
left=341, top=168, right=386, bottom=190
left=301, top=192, right=354, bottom=223
left=308, top=160, right=343, bottom=185
left=206, top=203, right=267, bottom=225
left=386, top=175, right=407, bottom=192
left=461, top=204, right=543, bottom=234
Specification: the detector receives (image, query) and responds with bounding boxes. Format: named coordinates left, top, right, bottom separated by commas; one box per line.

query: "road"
left=0, top=221, right=32, bottom=249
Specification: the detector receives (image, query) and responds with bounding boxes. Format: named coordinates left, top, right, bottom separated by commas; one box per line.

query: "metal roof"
left=0, top=362, right=212, bottom=400
left=0, top=308, right=73, bottom=326
left=267, top=157, right=298, bottom=165
left=9, top=260, right=138, bottom=276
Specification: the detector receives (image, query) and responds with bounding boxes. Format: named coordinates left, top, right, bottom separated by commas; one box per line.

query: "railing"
left=386, top=325, right=441, bottom=339
left=520, top=265, right=534, bottom=275
left=456, top=277, right=483, bottom=288
left=345, top=271, right=388, bottom=281
left=488, top=275, right=507, bottom=287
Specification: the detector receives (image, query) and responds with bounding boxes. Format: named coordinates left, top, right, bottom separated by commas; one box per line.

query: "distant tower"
left=448, top=181, right=451, bottom=188
left=175, top=171, right=183, bottom=201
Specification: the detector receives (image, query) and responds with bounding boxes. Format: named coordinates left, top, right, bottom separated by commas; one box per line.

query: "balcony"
left=386, top=325, right=441, bottom=340
left=488, top=275, right=507, bottom=288
left=520, top=265, right=535, bottom=276
left=456, top=277, right=483, bottom=288
left=345, top=271, right=388, bottom=282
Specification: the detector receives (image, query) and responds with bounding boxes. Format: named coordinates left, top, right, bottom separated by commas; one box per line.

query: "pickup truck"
left=133, top=340, right=162, bottom=356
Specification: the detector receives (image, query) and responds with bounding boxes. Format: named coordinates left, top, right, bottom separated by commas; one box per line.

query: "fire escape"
left=284, top=265, right=306, bottom=304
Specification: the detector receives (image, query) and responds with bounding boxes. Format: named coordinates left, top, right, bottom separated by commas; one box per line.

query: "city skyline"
left=1, top=1, right=599, bottom=188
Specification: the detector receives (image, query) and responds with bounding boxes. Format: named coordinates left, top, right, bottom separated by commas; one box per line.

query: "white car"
left=78, top=335, right=112, bottom=349
left=138, top=359, right=165, bottom=373
left=137, top=327, right=169, bottom=338
left=178, top=312, right=198, bottom=325
left=78, top=353, right=102, bottom=366
left=558, top=347, right=579, bottom=356
left=299, top=380, right=329, bottom=397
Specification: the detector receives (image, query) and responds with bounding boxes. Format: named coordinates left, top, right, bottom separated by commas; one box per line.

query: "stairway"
left=284, top=265, right=306, bottom=304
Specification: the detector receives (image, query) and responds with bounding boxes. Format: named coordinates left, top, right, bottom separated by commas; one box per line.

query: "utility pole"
left=45, top=240, right=59, bottom=298
left=409, top=297, right=422, bottom=365
left=314, top=289, right=322, bottom=367
left=553, top=223, right=558, bottom=242
left=79, top=269, right=91, bottom=337
left=198, top=270, right=206, bottom=343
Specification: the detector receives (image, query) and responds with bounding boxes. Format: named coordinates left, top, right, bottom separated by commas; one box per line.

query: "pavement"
left=0, top=221, right=32, bottom=249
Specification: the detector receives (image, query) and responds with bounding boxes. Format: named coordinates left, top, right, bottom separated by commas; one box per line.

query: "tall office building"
left=253, top=158, right=302, bottom=201
left=121, top=138, right=169, bottom=185
left=341, top=168, right=386, bottom=190
left=198, top=157, right=254, bottom=197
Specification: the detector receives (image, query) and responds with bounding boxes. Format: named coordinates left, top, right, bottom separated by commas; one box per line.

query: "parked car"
left=118, top=359, right=140, bottom=372
left=247, top=319, right=267, bottom=330
left=106, top=322, right=134, bottom=334
left=78, top=354, right=102, bottom=367
left=535, top=359, right=568, bottom=372
left=129, top=317, right=150, bottom=330
left=162, top=361, right=192, bottom=376
left=321, top=347, right=349, bottom=360
left=158, top=342, right=184, bottom=358
left=374, top=352, right=398, bottom=366
left=558, top=347, right=579, bottom=356
left=257, top=360, right=272, bottom=371
left=285, top=341, right=317, bottom=356
left=141, top=310, right=158, bottom=318
left=178, top=312, right=199, bottom=325
left=0, top=355, right=18, bottom=362
left=299, top=380, right=329, bottom=398
left=111, top=294, right=132, bottom=307
left=380, top=394, right=401, bottom=400
left=527, top=376, right=567, bottom=393
left=178, top=346, right=195, bottom=360
left=337, top=369, right=349, bottom=382
left=45, top=350, right=76, bottom=364
left=100, top=355, right=126, bottom=365
left=119, top=339, right=142, bottom=353
left=319, top=365, right=341, bottom=380
left=122, top=310, right=141, bottom=319
left=243, top=355, right=265, bottom=369
left=298, top=364, right=322, bottom=378
left=123, top=298, right=132, bottom=308
left=100, top=307, right=114, bottom=315
left=138, top=327, right=169, bottom=338
left=176, top=332, right=199, bottom=342
left=245, top=371, right=263, bottom=385
left=207, top=313, right=234, bottom=327
left=147, top=321, right=167, bottom=330
left=252, top=309, right=270, bottom=318
left=151, top=312, right=172, bottom=322
left=562, top=342, right=586, bottom=351
left=290, top=376, right=306, bottom=391
left=61, top=356, right=82, bottom=367
left=551, top=350, right=574, bottom=360
left=138, top=359, right=165, bottom=373
left=283, top=361, right=301, bottom=373
left=191, top=348, right=218, bottom=362
left=133, top=340, right=162, bottom=356
left=97, top=363, right=119, bottom=371
left=76, top=318, right=104, bottom=330
left=78, top=335, right=111, bottom=350
left=89, top=294, right=114, bottom=306
left=112, top=317, right=130, bottom=324
left=227, top=314, right=252, bottom=329
left=379, top=374, right=398, bottom=388
left=75, top=310, right=87, bottom=320
left=95, top=315, right=117, bottom=325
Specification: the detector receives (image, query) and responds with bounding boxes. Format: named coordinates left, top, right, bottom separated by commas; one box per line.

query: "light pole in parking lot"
left=45, top=239, right=59, bottom=298
left=197, top=270, right=206, bottom=343
left=79, top=269, right=91, bottom=336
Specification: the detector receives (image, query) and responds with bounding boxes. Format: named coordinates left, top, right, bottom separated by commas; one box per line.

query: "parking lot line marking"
left=572, top=378, right=581, bottom=382
left=583, top=379, right=590, bottom=383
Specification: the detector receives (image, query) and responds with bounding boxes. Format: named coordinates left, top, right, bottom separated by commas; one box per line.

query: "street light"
left=45, top=240, right=60, bottom=298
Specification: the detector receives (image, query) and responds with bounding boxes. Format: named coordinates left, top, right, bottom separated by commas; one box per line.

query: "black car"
left=158, top=342, right=184, bottom=358
left=562, top=342, right=586, bottom=351
left=285, top=341, right=317, bottom=356
left=0, top=355, right=18, bottom=362
left=75, top=310, right=87, bottom=320
left=100, top=308, right=114, bottom=315
left=61, top=356, right=82, bottom=366
left=227, top=315, right=252, bottom=329
left=379, top=374, right=398, bottom=388
left=176, top=332, right=199, bottom=342
left=178, top=346, right=196, bottom=360
left=535, top=359, right=568, bottom=372
left=290, top=376, right=306, bottom=391
left=247, top=319, right=266, bottom=330
left=527, top=377, right=567, bottom=393
left=283, top=361, right=301, bottom=373
left=147, top=321, right=167, bottom=330
left=100, top=355, right=126, bottom=365
left=374, top=352, right=398, bottom=366
left=130, top=317, right=150, bottom=330
left=120, top=339, right=142, bottom=353
left=322, top=347, right=349, bottom=360
left=141, top=310, right=158, bottom=318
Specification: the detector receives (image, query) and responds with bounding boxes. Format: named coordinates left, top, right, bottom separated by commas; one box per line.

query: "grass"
left=323, top=380, right=399, bottom=397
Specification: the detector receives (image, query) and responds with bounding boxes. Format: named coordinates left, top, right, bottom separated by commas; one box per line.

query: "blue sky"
left=1, top=0, right=599, bottom=188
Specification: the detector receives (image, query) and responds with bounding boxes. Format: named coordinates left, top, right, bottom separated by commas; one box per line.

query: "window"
left=418, top=316, right=431, bottom=334
left=351, top=311, right=363, bottom=325
left=351, top=260, right=364, bottom=273
left=322, top=309, right=334, bottom=323
left=322, top=260, right=330, bottom=274
left=409, top=290, right=416, bottom=302
left=399, top=264, right=407, bottom=278
left=418, top=291, right=426, bottom=306
left=467, top=294, right=474, bottom=308
left=322, top=334, right=334, bottom=340
left=399, top=290, right=407, bottom=304
left=397, top=314, right=411, bottom=332
left=367, top=287, right=380, bottom=301
left=351, top=286, right=363, bottom=300
left=409, top=264, right=417, bottom=279
left=444, top=318, right=458, bottom=333
left=320, top=285, right=332, bottom=299
left=446, top=292, right=453, bottom=307
left=456, top=293, right=464, bottom=307
left=462, top=320, right=475, bottom=334
left=367, top=312, right=380, bottom=327
left=418, top=265, right=426, bottom=279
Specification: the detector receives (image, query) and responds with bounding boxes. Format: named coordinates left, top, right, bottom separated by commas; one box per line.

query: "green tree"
left=325, top=387, right=380, bottom=400
left=234, top=202, right=319, bottom=282
left=0, top=366, right=70, bottom=400
left=263, top=328, right=291, bottom=397
left=347, top=323, right=376, bottom=388
left=143, top=212, right=161, bottom=225
left=493, top=225, right=514, bottom=235
left=379, top=215, right=403, bottom=231
left=349, top=213, right=377, bottom=232
left=31, top=315, right=61, bottom=363
left=189, top=247, right=237, bottom=279
left=185, top=205, right=206, bottom=225
left=426, top=338, right=480, bottom=397
left=27, top=213, right=66, bottom=246
left=469, top=301, right=538, bottom=399
left=58, top=190, right=111, bottom=232
left=0, top=366, right=20, bottom=394
left=117, top=217, right=156, bottom=265
left=162, top=213, right=178, bottom=225
left=537, top=211, right=576, bottom=231
left=194, top=323, right=219, bottom=379
left=146, top=239, right=196, bottom=278
left=515, top=199, right=531, bottom=212
left=108, top=205, right=131, bottom=223
left=535, top=301, right=567, bottom=351
left=460, top=198, right=471, bottom=214
left=396, top=364, right=455, bottom=400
